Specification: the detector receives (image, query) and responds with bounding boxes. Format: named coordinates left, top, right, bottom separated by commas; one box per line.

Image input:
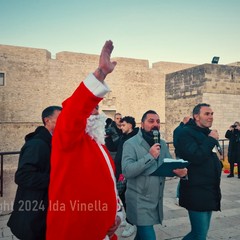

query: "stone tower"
left=165, top=63, right=240, bottom=141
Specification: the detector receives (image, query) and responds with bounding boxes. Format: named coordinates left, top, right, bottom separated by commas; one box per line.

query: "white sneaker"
left=121, top=223, right=135, bottom=238
left=120, top=220, right=127, bottom=227
left=175, top=197, right=179, bottom=206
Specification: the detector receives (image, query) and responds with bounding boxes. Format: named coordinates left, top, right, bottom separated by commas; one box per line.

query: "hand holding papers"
left=151, top=158, right=190, bottom=177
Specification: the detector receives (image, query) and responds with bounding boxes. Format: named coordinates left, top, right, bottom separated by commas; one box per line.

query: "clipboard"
left=150, top=158, right=190, bottom=177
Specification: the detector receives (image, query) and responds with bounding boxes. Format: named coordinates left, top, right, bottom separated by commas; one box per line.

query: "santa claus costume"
left=46, top=73, right=120, bottom=240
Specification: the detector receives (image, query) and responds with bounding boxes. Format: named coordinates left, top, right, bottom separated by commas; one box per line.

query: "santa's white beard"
left=85, top=113, right=107, bottom=145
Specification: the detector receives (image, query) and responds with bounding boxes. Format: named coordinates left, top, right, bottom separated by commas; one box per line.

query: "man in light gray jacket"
left=122, top=110, right=187, bottom=240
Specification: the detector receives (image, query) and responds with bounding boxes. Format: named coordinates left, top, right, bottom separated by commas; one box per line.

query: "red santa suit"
left=46, top=73, right=119, bottom=240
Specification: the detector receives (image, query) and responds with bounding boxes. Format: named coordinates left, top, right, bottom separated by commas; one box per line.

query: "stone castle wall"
left=152, top=61, right=196, bottom=74
left=165, top=64, right=240, bottom=141
left=1, top=44, right=240, bottom=151
left=0, top=44, right=167, bottom=152
left=1, top=44, right=240, bottom=207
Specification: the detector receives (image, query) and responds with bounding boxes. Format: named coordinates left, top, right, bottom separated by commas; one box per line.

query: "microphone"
left=209, top=129, right=222, bottom=156
left=216, top=142, right=223, bottom=155
left=152, top=130, right=160, bottom=144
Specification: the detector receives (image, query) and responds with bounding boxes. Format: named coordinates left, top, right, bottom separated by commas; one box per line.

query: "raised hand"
left=94, top=40, right=117, bottom=82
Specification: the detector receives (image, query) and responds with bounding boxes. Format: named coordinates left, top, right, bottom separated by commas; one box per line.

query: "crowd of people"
left=7, top=40, right=239, bottom=240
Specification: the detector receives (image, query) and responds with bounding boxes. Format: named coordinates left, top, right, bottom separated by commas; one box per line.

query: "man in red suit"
left=46, top=40, right=122, bottom=240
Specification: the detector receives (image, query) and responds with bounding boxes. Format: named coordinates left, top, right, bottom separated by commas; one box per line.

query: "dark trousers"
left=119, top=187, right=133, bottom=225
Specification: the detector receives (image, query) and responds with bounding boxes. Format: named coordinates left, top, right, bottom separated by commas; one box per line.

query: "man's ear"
left=43, top=117, right=49, bottom=126
left=193, top=114, right=199, bottom=121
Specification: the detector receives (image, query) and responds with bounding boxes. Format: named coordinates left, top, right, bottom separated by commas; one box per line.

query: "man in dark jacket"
left=225, top=121, right=240, bottom=178
left=115, top=116, right=138, bottom=237
left=173, top=116, right=191, bottom=158
left=175, top=103, right=222, bottom=240
left=173, top=116, right=190, bottom=205
left=7, top=106, right=62, bottom=240
left=105, top=113, right=123, bottom=159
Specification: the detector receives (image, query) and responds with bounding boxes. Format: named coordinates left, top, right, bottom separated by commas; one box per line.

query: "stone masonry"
left=165, top=64, right=240, bottom=141
left=0, top=44, right=240, bottom=150
left=0, top=43, right=240, bottom=215
left=0, top=44, right=196, bottom=152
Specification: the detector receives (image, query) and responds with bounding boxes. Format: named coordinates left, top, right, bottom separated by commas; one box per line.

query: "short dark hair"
left=114, top=112, right=121, bottom=117
left=141, top=110, right=158, bottom=123
left=120, top=116, right=136, bottom=129
left=105, top=118, right=113, bottom=128
left=41, top=106, right=62, bottom=125
left=192, top=103, right=210, bottom=116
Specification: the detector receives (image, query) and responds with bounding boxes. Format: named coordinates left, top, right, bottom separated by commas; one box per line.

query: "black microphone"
left=152, top=130, right=160, bottom=144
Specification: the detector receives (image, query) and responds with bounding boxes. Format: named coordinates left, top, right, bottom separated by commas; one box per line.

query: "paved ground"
left=1, top=173, right=240, bottom=240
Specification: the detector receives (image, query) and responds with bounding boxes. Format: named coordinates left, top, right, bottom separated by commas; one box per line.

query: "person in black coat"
left=105, top=113, right=123, bottom=159
left=115, top=116, right=138, bottom=237
left=115, top=117, right=138, bottom=183
left=225, top=121, right=240, bottom=178
left=7, top=106, right=62, bottom=240
left=175, top=103, right=222, bottom=240
left=173, top=116, right=190, bottom=205
left=173, top=116, right=191, bottom=158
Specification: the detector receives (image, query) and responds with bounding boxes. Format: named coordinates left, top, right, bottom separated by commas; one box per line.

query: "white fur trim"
left=84, top=73, right=110, bottom=98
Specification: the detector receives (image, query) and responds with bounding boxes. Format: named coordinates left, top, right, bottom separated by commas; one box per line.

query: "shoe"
left=227, top=174, right=234, bottom=178
left=238, top=176, right=240, bottom=179
left=121, top=223, right=135, bottom=238
left=120, top=220, right=127, bottom=227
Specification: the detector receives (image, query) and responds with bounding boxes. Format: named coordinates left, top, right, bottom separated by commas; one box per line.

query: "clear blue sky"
left=1, top=0, right=240, bottom=65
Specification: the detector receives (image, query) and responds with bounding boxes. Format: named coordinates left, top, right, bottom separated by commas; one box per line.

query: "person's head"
left=231, top=121, right=240, bottom=129
left=42, top=106, right=62, bottom=134
left=114, top=113, right=122, bottom=128
left=234, top=121, right=240, bottom=126
left=192, top=103, right=213, bottom=128
left=105, top=118, right=113, bottom=128
left=120, top=116, right=136, bottom=134
left=141, top=110, right=160, bottom=132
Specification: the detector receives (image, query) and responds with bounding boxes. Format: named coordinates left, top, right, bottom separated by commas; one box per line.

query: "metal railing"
left=0, top=139, right=229, bottom=197
left=0, top=151, right=20, bottom=197
left=167, top=138, right=229, bottom=157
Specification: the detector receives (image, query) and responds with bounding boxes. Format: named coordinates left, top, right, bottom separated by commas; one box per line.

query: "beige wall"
left=2, top=44, right=240, bottom=208
left=203, top=93, right=240, bottom=138
left=153, top=61, right=196, bottom=74
left=1, top=44, right=240, bottom=151
left=0, top=45, right=167, bottom=151
left=165, top=64, right=240, bottom=141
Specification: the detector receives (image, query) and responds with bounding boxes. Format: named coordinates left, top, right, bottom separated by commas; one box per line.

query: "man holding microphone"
left=175, top=103, right=222, bottom=240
